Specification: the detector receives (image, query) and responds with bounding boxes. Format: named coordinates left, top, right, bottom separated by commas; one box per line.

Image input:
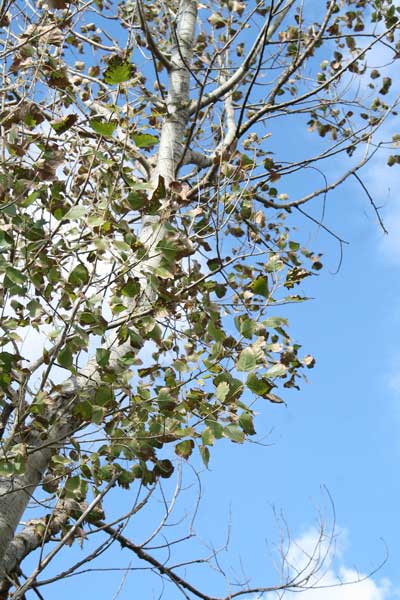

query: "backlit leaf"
left=133, top=134, right=158, bottom=148
left=104, top=56, right=135, bottom=84
left=89, top=119, right=117, bottom=138
left=251, top=276, right=269, bottom=298
left=175, top=440, right=194, bottom=459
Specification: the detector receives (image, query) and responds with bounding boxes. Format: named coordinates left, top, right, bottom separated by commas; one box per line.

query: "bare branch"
left=188, top=0, right=296, bottom=115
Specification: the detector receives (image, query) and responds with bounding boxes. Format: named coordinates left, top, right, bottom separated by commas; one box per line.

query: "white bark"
left=0, top=0, right=198, bottom=583
left=0, top=499, right=75, bottom=592
left=157, top=0, right=197, bottom=182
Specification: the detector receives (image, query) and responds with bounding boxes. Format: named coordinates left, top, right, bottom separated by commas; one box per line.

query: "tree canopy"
left=0, top=0, right=399, bottom=598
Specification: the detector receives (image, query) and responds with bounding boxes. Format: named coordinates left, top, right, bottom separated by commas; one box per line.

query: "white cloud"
left=362, top=149, right=400, bottom=264
left=264, top=528, right=394, bottom=600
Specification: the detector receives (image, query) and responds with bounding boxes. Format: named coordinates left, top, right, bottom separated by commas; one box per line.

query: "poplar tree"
left=0, top=0, right=398, bottom=597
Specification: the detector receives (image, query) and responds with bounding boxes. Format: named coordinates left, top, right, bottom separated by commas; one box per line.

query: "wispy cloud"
left=264, top=528, right=394, bottom=600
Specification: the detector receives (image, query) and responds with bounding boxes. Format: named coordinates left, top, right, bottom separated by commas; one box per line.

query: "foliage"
left=0, top=0, right=398, bottom=598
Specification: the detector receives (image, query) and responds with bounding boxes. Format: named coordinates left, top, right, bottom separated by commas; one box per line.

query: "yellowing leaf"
left=175, top=440, right=194, bottom=459
left=215, top=381, right=229, bottom=402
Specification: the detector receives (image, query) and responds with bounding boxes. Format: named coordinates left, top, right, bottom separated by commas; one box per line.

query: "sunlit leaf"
left=265, top=363, right=287, bottom=378
left=89, top=119, right=117, bottom=138
left=104, top=56, right=135, bottom=84
left=236, top=347, right=257, bottom=372
left=133, top=134, right=158, bottom=148
left=223, top=425, right=245, bottom=443
left=215, top=381, right=229, bottom=402
left=62, top=206, right=87, bottom=220
left=251, top=276, right=269, bottom=298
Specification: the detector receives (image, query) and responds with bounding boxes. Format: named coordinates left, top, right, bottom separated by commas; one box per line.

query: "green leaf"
left=94, top=385, right=113, bottom=406
left=207, top=320, right=226, bottom=342
left=246, top=373, right=272, bottom=396
left=0, top=352, right=17, bottom=371
left=175, top=439, right=194, bottom=459
left=74, top=401, right=93, bottom=420
left=157, top=389, right=176, bottom=413
left=64, top=475, right=81, bottom=498
left=87, top=215, right=104, bottom=227
left=239, top=412, right=256, bottom=435
left=91, top=405, right=105, bottom=425
left=118, top=352, right=138, bottom=366
left=51, top=454, right=70, bottom=466
left=121, top=279, right=140, bottom=298
left=205, top=420, right=223, bottom=439
left=214, top=284, right=227, bottom=298
left=6, top=267, right=26, bottom=286
left=79, top=312, right=96, bottom=325
left=58, top=346, right=73, bottom=370
left=0, top=459, right=24, bottom=477
left=96, top=348, right=110, bottom=367
left=30, top=393, right=47, bottom=416
left=114, top=240, right=131, bottom=253
left=235, top=316, right=256, bottom=339
left=68, top=264, right=89, bottom=287
left=104, top=56, right=135, bottom=84
left=202, top=428, right=215, bottom=446
left=62, top=206, right=87, bottom=220
left=265, top=363, right=287, bottom=378
left=263, top=317, right=289, bottom=329
left=223, top=425, right=245, bottom=443
left=236, top=347, right=257, bottom=372
left=154, top=266, right=173, bottom=279
left=283, top=294, right=309, bottom=303
left=199, top=445, right=210, bottom=468
left=129, top=331, right=144, bottom=349
left=127, top=191, right=146, bottom=210
left=89, top=119, right=117, bottom=138
left=207, top=257, right=222, bottom=271
left=133, top=134, right=159, bottom=148
left=0, top=231, right=11, bottom=250
left=251, top=275, right=269, bottom=298
left=173, top=359, right=189, bottom=373
left=266, top=256, right=284, bottom=272
left=51, top=114, right=78, bottom=134
left=215, top=381, right=229, bottom=402
left=27, top=299, right=42, bottom=318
